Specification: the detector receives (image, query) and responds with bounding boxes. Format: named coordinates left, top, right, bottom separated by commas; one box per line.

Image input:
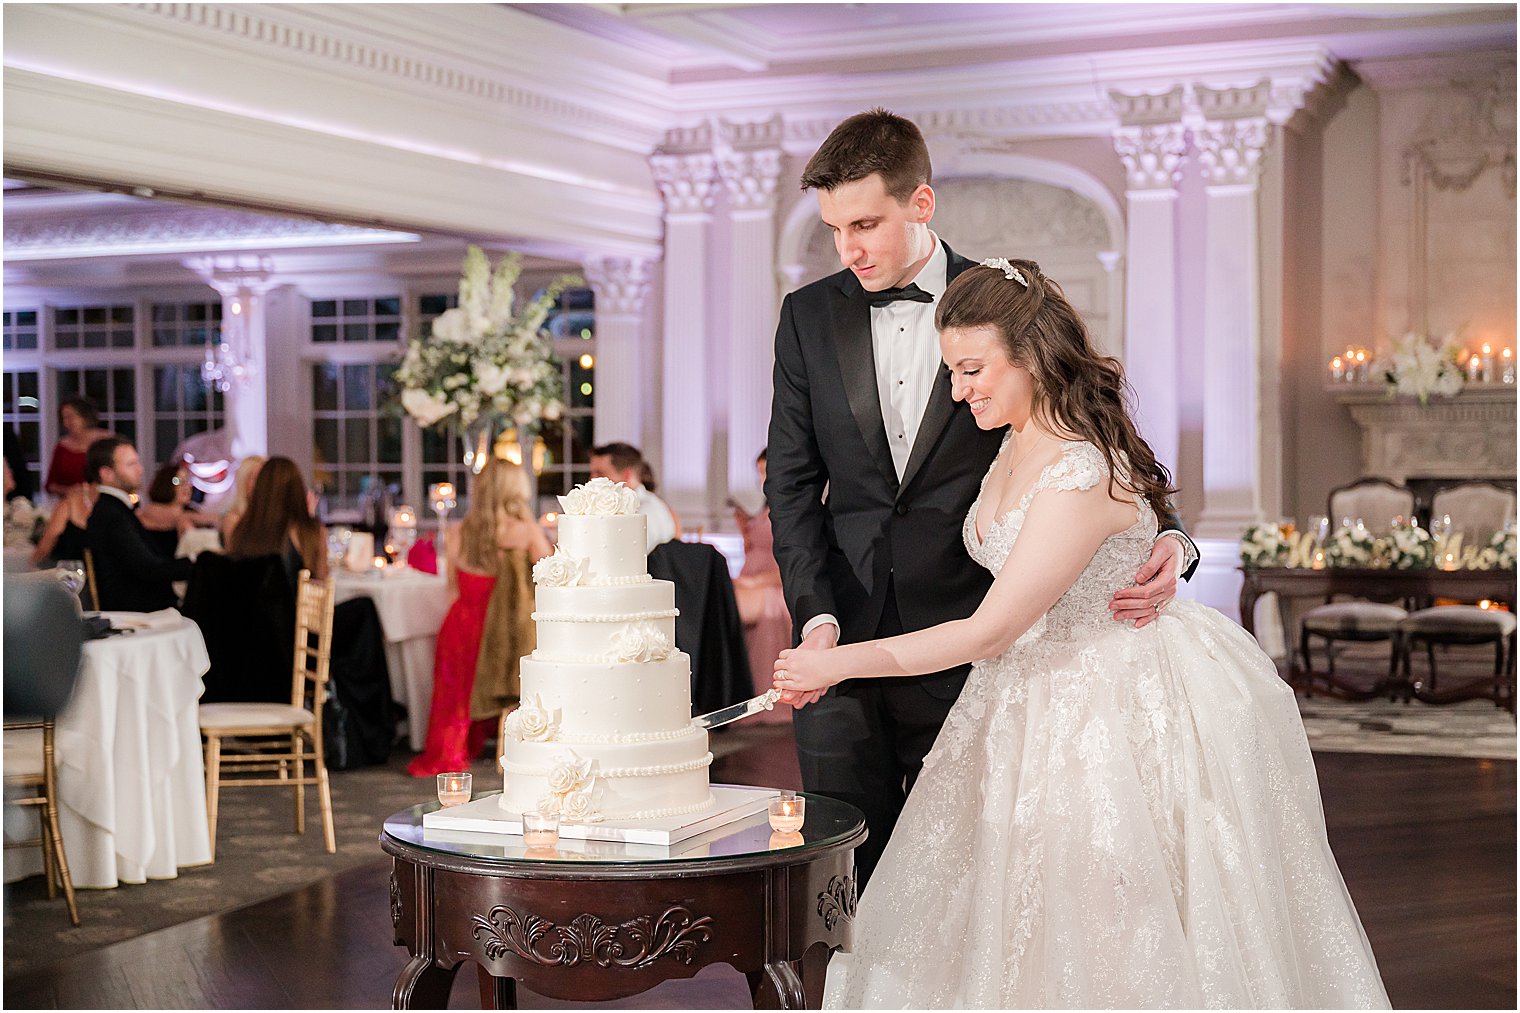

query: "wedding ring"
left=1153, top=601, right=1162, bottom=613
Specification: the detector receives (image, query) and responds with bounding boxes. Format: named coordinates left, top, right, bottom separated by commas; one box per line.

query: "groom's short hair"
left=800, top=108, right=931, bottom=204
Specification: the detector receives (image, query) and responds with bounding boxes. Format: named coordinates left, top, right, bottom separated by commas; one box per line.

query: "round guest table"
left=381, top=790, right=865, bottom=1010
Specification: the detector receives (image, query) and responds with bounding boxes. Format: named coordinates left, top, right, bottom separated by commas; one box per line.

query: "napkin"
left=109, top=608, right=184, bottom=632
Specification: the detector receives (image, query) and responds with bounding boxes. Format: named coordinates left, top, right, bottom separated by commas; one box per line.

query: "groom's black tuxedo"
left=766, top=241, right=1196, bottom=884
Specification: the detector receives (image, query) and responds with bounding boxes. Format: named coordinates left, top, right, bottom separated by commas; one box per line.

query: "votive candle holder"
left=768, top=791, right=805, bottom=833
left=523, top=810, right=561, bottom=848
left=436, top=772, right=472, bottom=808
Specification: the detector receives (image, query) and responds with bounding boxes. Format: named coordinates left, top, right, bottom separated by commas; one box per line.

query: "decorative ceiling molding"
left=125, top=3, right=667, bottom=152
left=3, top=205, right=419, bottom=261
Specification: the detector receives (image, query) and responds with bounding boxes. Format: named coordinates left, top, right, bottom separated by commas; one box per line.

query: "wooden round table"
left=382, top=789, right=866, bottom=1009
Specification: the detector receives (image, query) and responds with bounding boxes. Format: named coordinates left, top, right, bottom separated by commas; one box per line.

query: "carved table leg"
left=392, top=953, right=459, bottom=1010
left=475, top=964, right=517, bottom=1010
left=753, top=960, right=806, bottom=1009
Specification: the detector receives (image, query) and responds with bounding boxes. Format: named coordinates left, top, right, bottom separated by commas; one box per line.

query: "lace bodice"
left=962, top=437, right=1157, bottom=649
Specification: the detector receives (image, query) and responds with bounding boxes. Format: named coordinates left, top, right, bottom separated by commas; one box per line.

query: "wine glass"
left=55, top=559, right=85, bottom=600
left=1430, top=513, right=1452, bottom=546
left=1307, top=514, right=1330, bottom=547
left=326, top=525, right=352, bottom=569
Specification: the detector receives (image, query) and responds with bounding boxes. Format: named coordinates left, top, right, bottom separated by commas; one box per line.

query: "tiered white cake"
left=498, top=479, right=715, bottom=823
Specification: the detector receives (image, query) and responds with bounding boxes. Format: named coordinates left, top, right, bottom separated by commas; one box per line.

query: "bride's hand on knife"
left=774, top=646, right=839, bottom=706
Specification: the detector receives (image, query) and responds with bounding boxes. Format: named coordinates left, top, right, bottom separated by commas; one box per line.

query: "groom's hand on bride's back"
left=1108, top=537, right=1183, bottom=628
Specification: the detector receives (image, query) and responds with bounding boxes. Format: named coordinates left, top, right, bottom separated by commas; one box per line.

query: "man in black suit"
left=84, top=436, right=192, bottom=612
left=765, top=109, right=1199, bottom=885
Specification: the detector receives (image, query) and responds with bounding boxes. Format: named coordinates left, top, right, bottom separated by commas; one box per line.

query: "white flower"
left=401, top=387, right=458, bottom=427
left=1238, top=523, right=1288, bottom=568
left=558, top=477, right=640, bottom=516
left=1375, top=332, right=1464, bottom=405
left=1383, top=522, right=1434, bottom=570
left=561, top=789, right=597, bottom=822
left=474, top=360, right=509, bottom=396
left=533, top=550, right=587, bottom=588
left=607, top=622, right=673, bottom=664
left=1490, top=530, right=1516, bottom=570
left=1325, top=525, right=1377, bottom=567
left=429, top=308, right=473, bottom=345
left=546, top=752, right=593, bottom=795
left=504, top=695, right=556, bottom=742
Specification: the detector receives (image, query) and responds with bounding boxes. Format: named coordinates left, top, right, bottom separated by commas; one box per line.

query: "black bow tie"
left=866, top=283, right=934, bottom=308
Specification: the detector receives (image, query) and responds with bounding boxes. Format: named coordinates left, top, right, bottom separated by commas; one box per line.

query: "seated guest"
left=219, top=454, right=265, bottom=546
left=31, top=480, right=95, bottom=568
left=590, top=442, right=676, bottom=552
left=84, top=436, right=192, bottom=612
left=227, top=457, right=395, bottom=766
left=45, top=397, right=113, bottom=498
left=139, top=462, right=198, bottom=558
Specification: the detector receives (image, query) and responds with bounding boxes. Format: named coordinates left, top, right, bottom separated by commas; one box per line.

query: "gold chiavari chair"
left=3, top=717, right=80, bottom=925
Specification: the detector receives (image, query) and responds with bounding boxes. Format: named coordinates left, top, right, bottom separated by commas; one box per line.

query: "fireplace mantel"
left=1336, top=386, right=1517, bottom=483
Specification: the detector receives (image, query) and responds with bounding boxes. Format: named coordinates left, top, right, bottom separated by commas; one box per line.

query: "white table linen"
left=333, top=567, right=450, bottom=750
left=8, top=610, right=213, bottom=889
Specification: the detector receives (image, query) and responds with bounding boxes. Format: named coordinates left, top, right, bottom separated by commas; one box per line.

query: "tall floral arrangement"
left=396, top=246, right=579, bottom=431
left=1373, top=332, right=1464, bottom=405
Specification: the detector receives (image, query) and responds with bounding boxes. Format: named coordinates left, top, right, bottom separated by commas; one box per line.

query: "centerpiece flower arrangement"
left=1238, top=523, right=1288, bottom=568
left=1485, top=528, right=1516, bottom=570
left=395, top=245, right=578, bottom=434
left=1380, top=521, right=1435, bottom=569
left=1324, top=524, right=1377, bottom=568
left=1373, top=332, right=1464, bottom=405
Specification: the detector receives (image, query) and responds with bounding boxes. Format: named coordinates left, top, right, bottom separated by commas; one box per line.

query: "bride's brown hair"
left=936, top=260, right=1176, bottom=519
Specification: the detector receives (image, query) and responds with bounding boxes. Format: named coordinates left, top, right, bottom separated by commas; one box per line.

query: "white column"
left=1111, top=92, right=1188, bottom=477
left=649, top=139, right=718, bottom=521
left=582, top=256, right=655, bottom=447
left=194, top=257, right=276, bottom=460
left=716, top=119, right=783, bottom=498
left=1194, top=112, right=1273, bottom=540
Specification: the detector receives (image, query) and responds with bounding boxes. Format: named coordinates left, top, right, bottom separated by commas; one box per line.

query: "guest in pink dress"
left=408, top=459, right=551, bottom=777
left=44, top=397, right=113, bottom=497
left=733, top=448, right=792, bottom=722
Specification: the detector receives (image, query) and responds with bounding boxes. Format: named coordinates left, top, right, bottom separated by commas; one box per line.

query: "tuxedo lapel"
left=895, top=242, right=976, bottom=501
left=829, top=282, right=899, bottom=488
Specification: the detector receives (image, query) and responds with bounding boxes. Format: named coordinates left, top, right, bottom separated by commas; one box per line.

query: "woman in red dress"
left=44, top=397, right=114, bottom=497
left=408, top=458, right=551, bottom=777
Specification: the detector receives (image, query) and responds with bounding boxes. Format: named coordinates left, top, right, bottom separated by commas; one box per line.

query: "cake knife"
left=693, top=688, right=783, bottom=730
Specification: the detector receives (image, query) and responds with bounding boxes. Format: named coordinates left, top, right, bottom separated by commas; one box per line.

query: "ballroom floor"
left=4, top=720, right=1515, bottom=1009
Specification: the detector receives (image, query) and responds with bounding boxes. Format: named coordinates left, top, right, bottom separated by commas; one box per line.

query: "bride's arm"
left=775, top=483, right=1134, bottom=694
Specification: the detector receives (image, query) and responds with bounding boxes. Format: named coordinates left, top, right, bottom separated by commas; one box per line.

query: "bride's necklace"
left=1003, top=432, right=1046, bottom=477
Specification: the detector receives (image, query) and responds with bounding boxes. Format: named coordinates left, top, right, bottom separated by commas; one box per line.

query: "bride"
left=774, top=258, right=1390, bottom=1009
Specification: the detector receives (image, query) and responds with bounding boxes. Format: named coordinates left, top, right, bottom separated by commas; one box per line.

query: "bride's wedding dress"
left=823, top=440, right=1390, bottom=1009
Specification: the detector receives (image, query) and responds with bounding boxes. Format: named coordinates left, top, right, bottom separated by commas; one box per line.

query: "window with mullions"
left=150, top=300, right=222, bottom=347
left=53, top=367, right=136, bottom=443
left=151, top=365, right=225, bottom=462
left=53, top=304, right=134, bottom=350
left=3, top=309, right=39, bottom=351
left=311, top=362, right=402, bottom=511
left=538, top=288, right=596, bottom=499
left=311, top=297, right=402, bottom=344
left=3, top=370, right=42, bottom=490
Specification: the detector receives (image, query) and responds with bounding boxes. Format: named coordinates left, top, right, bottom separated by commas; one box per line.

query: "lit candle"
left=1311, top=548, right=1326, bottom=570
left=1479, top=599, right=1494, bottom=610
left=1468, top=354, right=1483, bottom=382
left=1329, top=356, right=1345, bottom=382
left=1481, top=342, right=1495, bottom=382
left=436, top=772, right=472, bottom=807
left=1353, top=348, right=1368, bottom=382
left=372, top=555, right=386, bottom=572
left=1503, top=347, right=1515, bottom=385
left=523, top=811, right=560, bottom=848
left=768, top=791, right=805, bottom=833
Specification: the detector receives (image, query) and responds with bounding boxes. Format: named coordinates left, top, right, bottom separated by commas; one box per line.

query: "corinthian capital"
left=649, top=152, right=718, bottom=216
left=1193, top=118, right=1271, bottom=187
left=583, top=257, right=655, bottom=318
left=1111, top=123, right=1189, bottom=192
left=716, top=147, right=782, bottom=214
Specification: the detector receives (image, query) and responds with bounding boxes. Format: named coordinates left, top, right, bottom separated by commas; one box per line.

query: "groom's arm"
left=1156, top=507, right=1200, bottom=582
left=765, top=294, right=838, bottom=643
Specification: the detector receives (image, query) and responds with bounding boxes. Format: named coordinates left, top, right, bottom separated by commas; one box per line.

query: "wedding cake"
left=498, top=479, right=715, bottom=823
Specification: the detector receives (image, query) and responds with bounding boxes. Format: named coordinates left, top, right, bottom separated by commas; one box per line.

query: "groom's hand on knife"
left=1109, top=536, right=1182, bottom=628
left=775, top=623, right=836, bottom=708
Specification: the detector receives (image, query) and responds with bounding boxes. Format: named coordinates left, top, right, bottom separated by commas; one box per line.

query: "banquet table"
left=8, top=610, right=213, bottom=889
left=334, top=567, right=451, bottom=749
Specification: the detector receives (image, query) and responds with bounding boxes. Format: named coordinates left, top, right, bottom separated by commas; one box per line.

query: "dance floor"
left=4, top=721, right=1514, bottom=1009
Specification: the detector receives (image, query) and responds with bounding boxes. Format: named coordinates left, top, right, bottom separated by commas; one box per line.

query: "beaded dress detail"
left=824, top=439, right=1389, bottom=1009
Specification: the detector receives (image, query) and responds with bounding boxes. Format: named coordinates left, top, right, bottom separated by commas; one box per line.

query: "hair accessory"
left=979, top=258, right=1029, bottom=287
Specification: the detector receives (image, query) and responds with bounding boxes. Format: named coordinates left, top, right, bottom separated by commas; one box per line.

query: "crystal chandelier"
left=201, top=283, right=261, bottom=393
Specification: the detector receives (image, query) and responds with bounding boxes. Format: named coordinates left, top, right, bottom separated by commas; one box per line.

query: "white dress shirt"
left=637, top=486, right=676, bottom=553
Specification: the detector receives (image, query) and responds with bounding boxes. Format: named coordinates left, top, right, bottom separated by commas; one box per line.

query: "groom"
left=765, top=109, right=1200, bottom=885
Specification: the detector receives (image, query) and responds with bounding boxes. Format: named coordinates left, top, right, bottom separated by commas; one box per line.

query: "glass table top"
left=384, top=788, right=864, bottom=867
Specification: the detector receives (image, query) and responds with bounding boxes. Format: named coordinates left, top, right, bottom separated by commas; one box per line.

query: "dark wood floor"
left=5, top=735, right=1514, bottom=1010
